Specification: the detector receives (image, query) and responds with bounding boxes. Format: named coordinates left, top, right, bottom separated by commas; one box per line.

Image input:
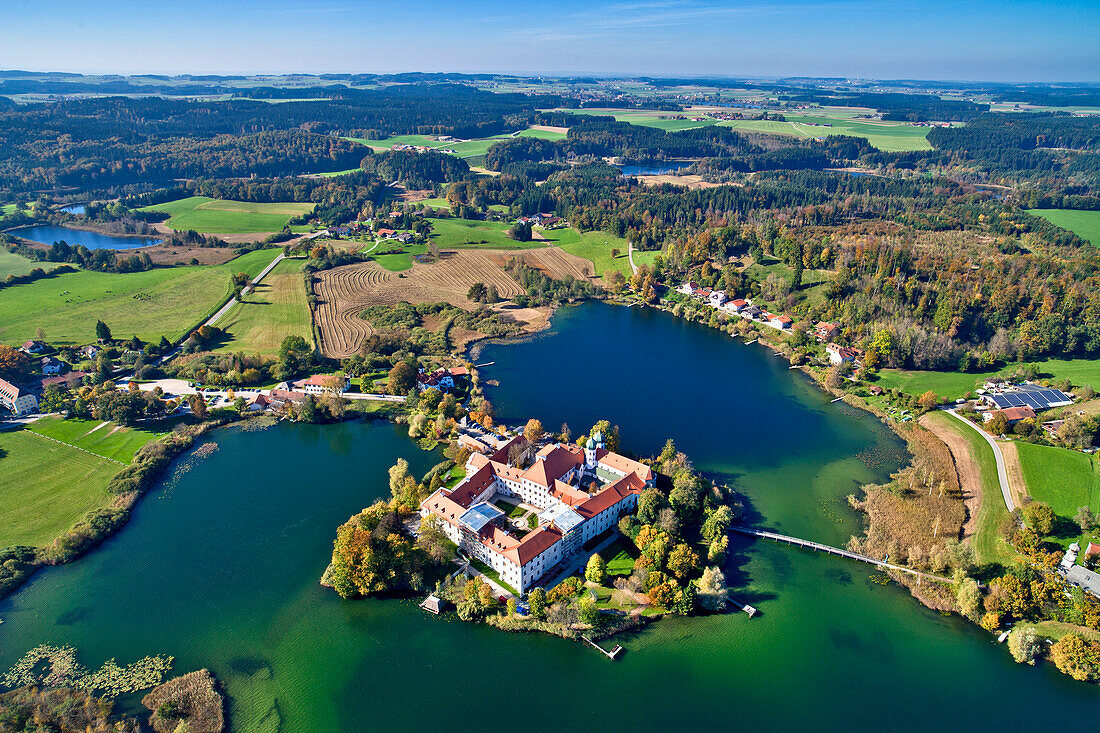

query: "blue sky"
left=1, top=0, right=1097, bottom=81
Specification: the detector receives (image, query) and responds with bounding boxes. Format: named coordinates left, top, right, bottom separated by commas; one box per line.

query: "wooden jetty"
left=583, top=635, right=624, bottom=660
left=727, top=596, right=757, bottom=617
left=830, top=396, right=845, bottom=403
left=743, top=339, right=757, bottom=345
left=731, top=526, right=953, bottom=583
left=473, top=361, right=495, bottom=367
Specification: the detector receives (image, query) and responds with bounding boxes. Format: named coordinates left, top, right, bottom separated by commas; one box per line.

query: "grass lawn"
left=0, top=248, right=277, bottom=346
left=0, top=247, right=38, bottom=278
left=517, top=128, right=567, bottom=140
left=541, top=228, right=650, bottom=277
left=371, top=243, right=427, bottom=272
left=469, top=558, right=519, bottom=596
left=874, top=369, right=992, bottom=401
left=1024, top=620, right=1100, bottom=643
left=416, top=197, right=451, bottom=210
left=875, top=357, right=1100, bottom=401
left=599, top=537, right=639, bottom=576
left=138, top=196, right=315, bottom=234
left=315, top=168, right=362, bottom=178
left=427, top=217, right=543, bottom=250
left=1026, top=209, right=1100, bottom=247
left=923, top=412, right=1014, bottom=566
left=0, top=430, right=118, bottom=547
left=25, top=415, right=168, bottom=463
left=1016, top=442, right=1100, bottom=519
left=213, top=257, right=312, bottom=356
left=0, top=203, right=16, bottom=221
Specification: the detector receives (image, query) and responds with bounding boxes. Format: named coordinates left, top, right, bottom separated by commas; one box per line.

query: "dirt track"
left=919, top=414, right=983, bottom=541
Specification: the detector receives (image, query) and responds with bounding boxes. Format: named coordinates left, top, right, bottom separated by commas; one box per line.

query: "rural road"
left=945, top=408, right=1015, bottom=512
left=627, top=241, right=638, bottom=275
left=207, top=251, right=285, bottom=327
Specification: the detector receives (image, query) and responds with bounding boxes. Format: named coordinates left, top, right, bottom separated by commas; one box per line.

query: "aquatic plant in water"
left=2, top=644, right=173, bottom=697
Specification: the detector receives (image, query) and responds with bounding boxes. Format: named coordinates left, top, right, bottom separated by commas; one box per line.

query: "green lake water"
left=2, top=301, right=1099, bottom=730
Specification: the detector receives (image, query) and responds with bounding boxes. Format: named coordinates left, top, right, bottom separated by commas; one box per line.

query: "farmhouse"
left=376, top=228, right=397, bottom=239
left=826, top=343, right=862, bottom=365
left=725, top=298, right=748, bottom=313
left=417, top=366, right=467, bottom=392
left=766, top=313, right=793, bottom=330
left=979, top=385, right=1073, bottom=412
left=709, top=290, right=728, bottom=306
left=984, top=406, right=1036, bottom=424
left=20, top=340, right=47, bottom=354
left=813, top=322, right=840, bottom=341
left=40, top=356, right=67, bottom=375
left=80, top=345, right=101, bottom=360
left=0, top=377, right=38, bottom=415
left=677, top=281, right=699, bottom=296
left=420, top=431, right=654, bottom=594
left=293, top=374, right=349, bottom=395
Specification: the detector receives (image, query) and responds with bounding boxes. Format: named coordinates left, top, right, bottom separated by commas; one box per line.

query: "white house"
left=709, top=290, right=728, bottom=307
left=20, top=340, right=46, bottom=355
left=41, top=357, right=66, bottom=375
left=826, top=343, right=861, bottom=365
left=677, top=281, right=699, bottom=296
left=292, top=374, right=349, bottom=395
left=0, top=378, right=38, bottom=415
left=767, top=314, right=793, bottom=330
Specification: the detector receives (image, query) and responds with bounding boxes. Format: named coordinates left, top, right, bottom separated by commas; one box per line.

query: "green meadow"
left=213, top=257, right=313, bottom=356
left=1016, top=442, right=1100, bottom=519
left=0, top=429, right=118, bottom=548
left=138, top=196, right=315, bottom=234
left=26, top=416, right=169, bottom=464
left=0, top=247, right=38, bottom=278
left=1026, top=209, right=1100, bottom=247
left=0, top=248, right=277, bottom=346
left=875, top=357, right=1100, bottom=401
left=426, top=217, right=543, bottom=250
left=719, top=113, right=932, bottom=152
left=541, top=228, right=655, bottom=277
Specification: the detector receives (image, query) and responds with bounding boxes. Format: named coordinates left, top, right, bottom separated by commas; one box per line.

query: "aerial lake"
left=11, top=224, right=160, bottom=250
left=1, top=301, right=1098, bottom=731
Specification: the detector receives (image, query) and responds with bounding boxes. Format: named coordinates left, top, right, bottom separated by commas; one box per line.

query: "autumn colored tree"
left=388, top=361, right=417, bottom=394
left=667, top=543, right=700, bottom=580
left=523, top=418, right=544, bottom=445
left=0, top=345, right=31, bottom=381
left=1050, top=634, right=1100, bottom=681
left=1022, top=502, right=1055, bottom=536
left=585, top=553, right=606, bottom=585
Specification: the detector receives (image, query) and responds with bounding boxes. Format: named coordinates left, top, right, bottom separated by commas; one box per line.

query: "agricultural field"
left=0, top=203, right=17, bottom=222
left=1016, top=442, right=1100, bottom=519
left=213, top=257, right=312, bottom=356
left=563, top=107, right=719, bottom=131
left=427, top=217, right=544, bottom=250
left=0, top=248, right=277, bottom=346
left=138, top=196, right=315, bottom=234
left=346, top=127, right=562, bottom=159
left=415, top=197, right=451, bottom=210
left=343, top=134, right=441, bottom=150
left=541, top=228, right=652, bottom=277
left=719, top=112, right=932, bottom=152
left=0, top=429, right=118, bottom=548
left=314, top=247, right=592, bottom=358
left=1026, top=209, right=1100, bottom=247
left=25, top=416, right=168, bottom=463
left=0, top=247, right=38, bottom=278
left=875, top=357, right=1100, bottom=400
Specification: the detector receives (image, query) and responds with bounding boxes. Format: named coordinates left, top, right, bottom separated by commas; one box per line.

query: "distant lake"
left=616, top=164, right=686, bottom=176
left=11, top=224, right=160, bottom=250
left=60, top=204, right=86, bottom=215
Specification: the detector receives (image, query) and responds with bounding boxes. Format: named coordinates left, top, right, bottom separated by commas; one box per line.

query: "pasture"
left=1016, top=442, right=1100, bottom=518
left=26, top=415, right=167, bottom=463
left=427, top=217, right=544, bottom=250
left=214, top=257, right=313, bottom=356
left=1026, top=209, right=1100, bottom=247
left=0, top=247, right=38, bottom=278
left=0, top=429, right=118, bottom=548
left=0, top=248, right=277, bottom=346
left=875, top=357, right=1100, bottom=400
left=138, top=196, right=315, bottom=234
left=543, top=228, right=651, bottom=277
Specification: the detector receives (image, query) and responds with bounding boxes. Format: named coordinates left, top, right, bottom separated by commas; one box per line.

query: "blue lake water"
left=12, top=224, right=160, bottom=250
left=617, top=164, right=685, bottom=176
left=60, top=204, right=87, bottom=215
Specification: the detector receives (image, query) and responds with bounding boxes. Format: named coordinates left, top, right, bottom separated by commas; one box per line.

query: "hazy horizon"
left=1, top=0, right=1097, bottom=83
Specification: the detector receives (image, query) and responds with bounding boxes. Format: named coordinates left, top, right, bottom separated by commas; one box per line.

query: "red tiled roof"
left=523, top=445, right=583, bottom=487
left=997, top=406, right=1036, bottom=422
left=0, top=378, right=23, bottom=400
left=577, top=473, right=644, bottom=519
left=595, top=448, right=653, bottom=482
left=448, top=463, right=497, bottom=507
left=514, top=525, right=563, bottom=564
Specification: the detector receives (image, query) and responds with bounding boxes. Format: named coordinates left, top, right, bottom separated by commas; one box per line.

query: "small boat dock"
left=727, top=596, right=757, bottom=617
left=583, top=635, right=624, bottom=660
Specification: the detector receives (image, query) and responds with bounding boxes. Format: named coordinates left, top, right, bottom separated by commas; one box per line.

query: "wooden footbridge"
left=731, top=527, right=953, bottom=583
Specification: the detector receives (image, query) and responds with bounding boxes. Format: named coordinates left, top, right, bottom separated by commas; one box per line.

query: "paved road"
left=627, top=241, right=638, bottom=275
left=944, top=408, right=1015, bottom=512
left=207, top=251, right=286, bottom=327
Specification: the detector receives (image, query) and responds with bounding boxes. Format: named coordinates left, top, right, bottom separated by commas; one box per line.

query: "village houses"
left=0, top=377, right=39, bottom=416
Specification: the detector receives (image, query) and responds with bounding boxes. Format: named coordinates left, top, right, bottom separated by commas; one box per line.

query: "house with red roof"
left=0, top=377, right=38, bottom=415
left=421, top=428, right=654, bottom=593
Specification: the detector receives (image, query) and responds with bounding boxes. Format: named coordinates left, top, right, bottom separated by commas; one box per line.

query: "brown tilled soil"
left=998, top=440, right=1031, bottom=509
left=635, top=174, right=721, bottom=189
left=312, top=247, right=594, bottom=358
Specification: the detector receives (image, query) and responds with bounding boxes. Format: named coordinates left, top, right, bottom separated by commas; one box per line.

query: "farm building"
left=40, top=356, right=66, bottom=375
left=0, top=377, right=38, bottom=415
left=980, top=386, right=1073, bottom=412
left=826, top=343, right=862, bottom=365
left=20, top=340, right=47, bottom=354
left=814, top=322, right=840, bottom=341
left=293, top=374, right=350, bottom=395
left=984, top=406, right=1036, bottom=424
